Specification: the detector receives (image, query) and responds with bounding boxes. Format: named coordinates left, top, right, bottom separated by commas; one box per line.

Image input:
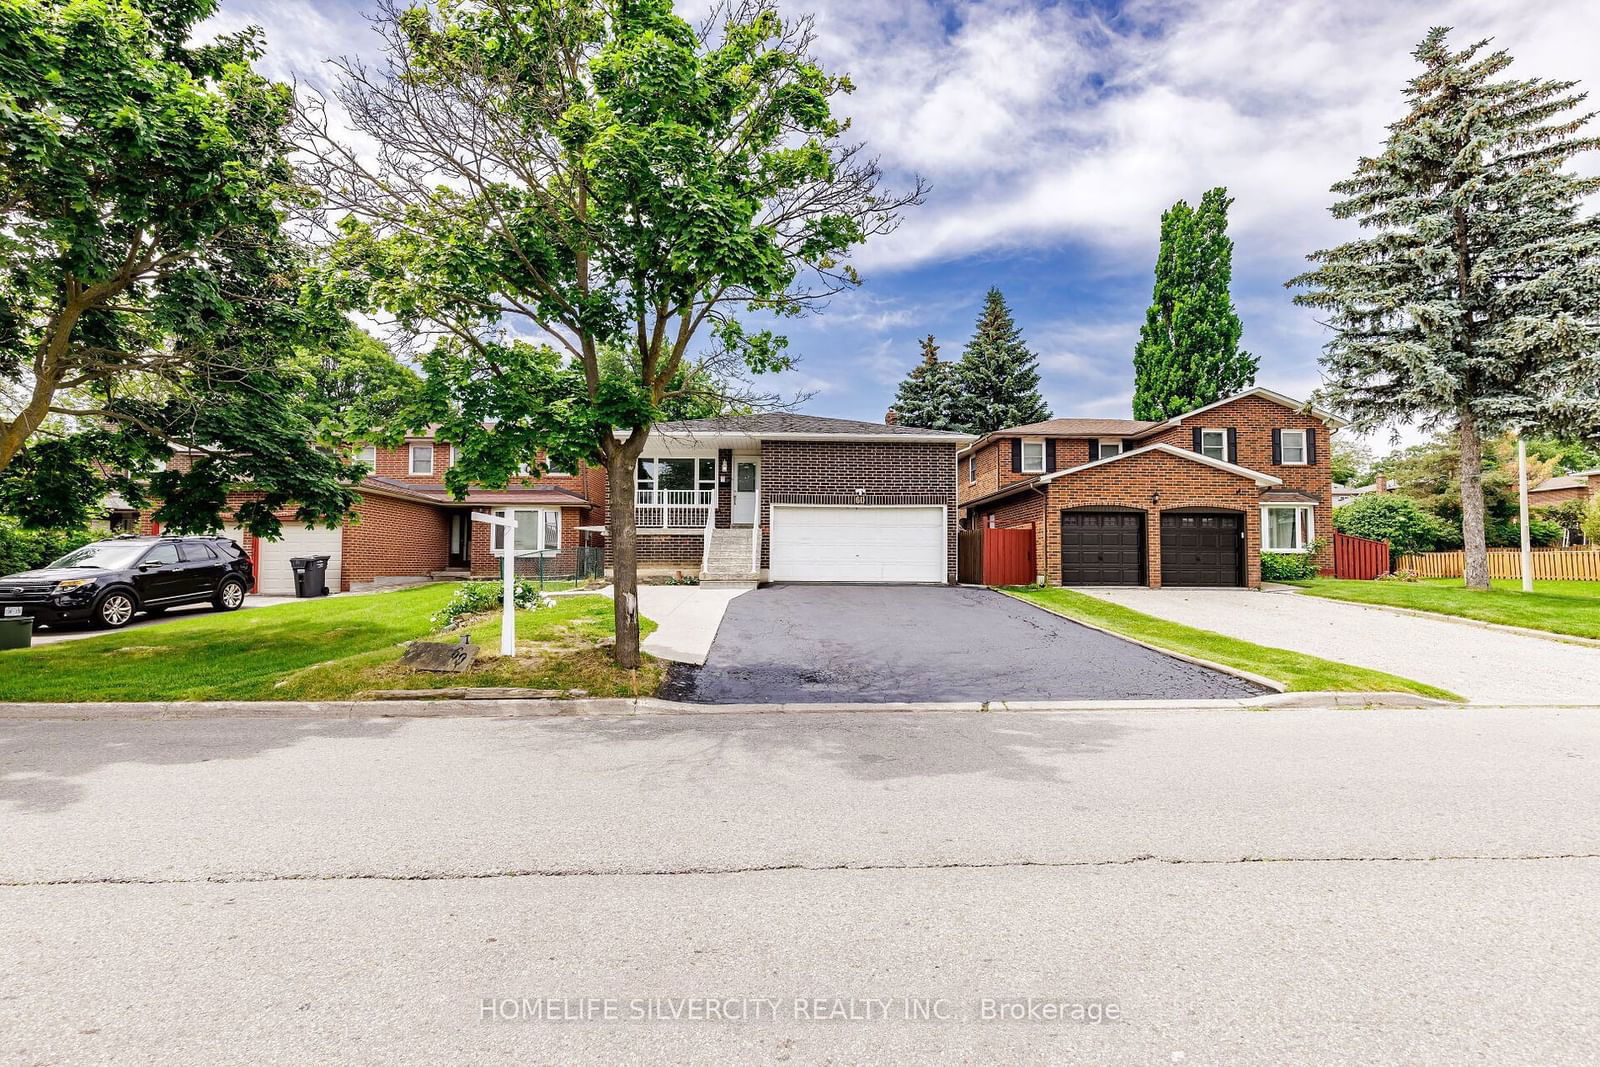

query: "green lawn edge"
left=0, top=585, right=661, bottom=703
left=1287, top=578, right=1600, bottom=641
left=1002, top=586, right=1462, bottom=702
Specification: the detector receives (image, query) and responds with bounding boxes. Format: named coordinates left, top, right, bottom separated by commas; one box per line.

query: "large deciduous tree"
left=0, top=0, right=360, bottom=534
left=1132, top=187, right=1257, bottom=421
left=297, top=0, right=919, bottom=667
left=890, top=335, right=960, bottom=430
left=951, top=288, right=1049, bottom=433
left=1291, top=29, right=1600, bottom=590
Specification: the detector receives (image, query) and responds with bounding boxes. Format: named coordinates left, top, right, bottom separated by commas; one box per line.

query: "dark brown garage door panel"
left=1061, top=511, right=1144, bottom=585
left=1160, top=513, right=1242, bottom=586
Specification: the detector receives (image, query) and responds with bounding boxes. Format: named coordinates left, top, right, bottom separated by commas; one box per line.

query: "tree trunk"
left=1458, top=407, right=1490, bottom=591
left=605, top=433, right=649, bottom=669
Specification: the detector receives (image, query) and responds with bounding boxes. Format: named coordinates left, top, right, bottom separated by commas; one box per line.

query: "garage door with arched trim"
left=1060, top=511, right=1145, bottom=585
left=1160, top=512, right=1242, bottom=587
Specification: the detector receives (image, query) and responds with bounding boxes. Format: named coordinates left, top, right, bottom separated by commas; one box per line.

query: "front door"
left=448, top=513, right=471, bottom=569
left=733, top=460, right=759, bottom=525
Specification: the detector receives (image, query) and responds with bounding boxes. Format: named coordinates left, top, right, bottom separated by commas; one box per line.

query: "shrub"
left=1584, top=495, right=1600, bottom=545
left=1376, top=568, right=1421, bottom=583
left=432, top=579, right=553, bottom=629
left=0, top=517, right=95, bottom=576
left=1261, top=550, right=1320, bottom=582
left=1333, top=495, right=1443, bottom=558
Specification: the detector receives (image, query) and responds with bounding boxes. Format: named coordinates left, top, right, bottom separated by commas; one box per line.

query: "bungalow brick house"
left=154, top=415, right=973, bottom=593
left=958, top=387, right=1345, bottom=588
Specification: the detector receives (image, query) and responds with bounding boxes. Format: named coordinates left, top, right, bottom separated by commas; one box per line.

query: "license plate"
left=2, top=606, right=20, bottom=617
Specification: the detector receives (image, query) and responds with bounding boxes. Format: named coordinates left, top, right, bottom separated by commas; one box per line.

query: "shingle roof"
left=362, top=477, right=591, bottom=507
left=654, top=413, right=970, bottom=438
left=1531, top=471, right=1595, bottom=493
left=1000, top=417, right=1162, bottom=437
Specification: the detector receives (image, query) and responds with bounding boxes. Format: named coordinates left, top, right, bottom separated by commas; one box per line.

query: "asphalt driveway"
left=672, top=584, right=1263, bottom=703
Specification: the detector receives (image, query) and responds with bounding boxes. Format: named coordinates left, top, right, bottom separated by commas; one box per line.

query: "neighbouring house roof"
left=1039, top=443, right=1284, bottom=489
left=650, top=413, right=973, bottom=443
left=1261, top=489, right=1323, bottom=504
left=959, top=386, right=1348, bottom=456
left=1531, top=471, right=1597, bottom=494
left=360, top=477, right=592, bottom=508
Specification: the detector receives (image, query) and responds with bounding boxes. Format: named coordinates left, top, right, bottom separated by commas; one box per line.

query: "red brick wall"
left=1531, top=486, right=1594, bottom=507
left=958, top=436, right=1116, bottom=507
left=343, top=494, right=451, bottom=590
left=758, top=439, right=962, bottom=582
left=467, top=504, right=598, bottom=579
left=362, top=439, right=601, bottom=502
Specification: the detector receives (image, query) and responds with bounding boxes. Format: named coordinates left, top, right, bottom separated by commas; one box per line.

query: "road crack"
left=4, top=852, right=1599, bottom=888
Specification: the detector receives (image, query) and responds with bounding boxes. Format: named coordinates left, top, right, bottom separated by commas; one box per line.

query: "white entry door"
left=733, top=459, right=759, bottom=524
left=769, top=505, right=945, bottom=583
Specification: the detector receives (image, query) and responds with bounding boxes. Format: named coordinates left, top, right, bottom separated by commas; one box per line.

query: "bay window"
left=491, top=508, right=561, bottom=555
left=1262, top=505, right=1314, bottom=553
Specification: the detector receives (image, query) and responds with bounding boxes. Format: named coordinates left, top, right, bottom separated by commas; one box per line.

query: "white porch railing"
left=637, top=489, right=714, bottom=529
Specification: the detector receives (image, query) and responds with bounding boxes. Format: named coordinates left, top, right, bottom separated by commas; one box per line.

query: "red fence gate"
left=982, top=526, right=1036, bottom=586
left=1333, top=531, right=1389, bottom=580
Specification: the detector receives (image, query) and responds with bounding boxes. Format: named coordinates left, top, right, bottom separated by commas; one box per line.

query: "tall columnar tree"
left=0, top=0, right=360, bottom=535
left=1291, top=28, right=1600, bottom=590
left=1132, top=187, right=1257, bottom=420
left=951, top=288, right=1049, bottom=433
left=890, top=335, right=960, bottom=430
left=297, top=0, right=920, bottom=667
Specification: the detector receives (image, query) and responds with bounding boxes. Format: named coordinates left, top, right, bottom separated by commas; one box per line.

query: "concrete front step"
left=700, top=579, right=759, bottom=590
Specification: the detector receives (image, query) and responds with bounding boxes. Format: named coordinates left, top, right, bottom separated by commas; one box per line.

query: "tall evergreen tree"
left=890, top=335, right=961, bottom=429
left=1132, top=188, right=1258, bottom=420
left=1290, top=28, right=1600, bottom=590
left=952, top=288, right=1050, bottom=433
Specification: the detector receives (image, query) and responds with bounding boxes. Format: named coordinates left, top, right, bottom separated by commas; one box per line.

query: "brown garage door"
left=1060, top=511, right=1144, bottom=585
left=1160, top=512, right=1242, bottom=587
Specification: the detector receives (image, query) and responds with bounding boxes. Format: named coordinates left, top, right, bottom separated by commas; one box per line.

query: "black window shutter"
left=1122, top=438, right=1134, bottom=454
left=1191, top=427, right=1203, bottom=454
left=1306, top=428, right=1318, bottom=465
left=1227, top=428, right=1238, bottom=465
left=1010, top=438, right=1021, bottom=473
left=1087, top=439, right=1097, bottom=463
left=1271, top=429, right=1282, bottom=465
left=1045, top=439, right=1056, bottom=472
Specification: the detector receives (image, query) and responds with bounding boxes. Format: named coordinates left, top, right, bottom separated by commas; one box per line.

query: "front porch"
left=632, top=447, right=763, bottom=581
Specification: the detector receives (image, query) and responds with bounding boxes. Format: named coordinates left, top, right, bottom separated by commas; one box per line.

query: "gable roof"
left=997, top=417, right=1161, bottom=437
left=652, top=413, right=973, bottom=443
left=1041, top=443, right=1283, bottom=488
left=1133, top=387, right=1348, bottom=433
left=1531, top=470, right=1597, bottom=493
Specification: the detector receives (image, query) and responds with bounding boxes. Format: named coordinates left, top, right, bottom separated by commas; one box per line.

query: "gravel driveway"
left=672, top=584, right=1262, bottom=703
left=1083, top=586, right=1600, bottom=704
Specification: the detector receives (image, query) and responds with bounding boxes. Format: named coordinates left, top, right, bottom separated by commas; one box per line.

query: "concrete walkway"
left=603, top=584, right=748, bottom=665
left=1081, top=586, right=1600, bottom=705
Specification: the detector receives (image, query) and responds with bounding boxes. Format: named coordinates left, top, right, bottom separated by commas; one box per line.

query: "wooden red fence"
left=1333, top=531, right=1390, bottom=580
left=981, top=526, right=1036, bottom=586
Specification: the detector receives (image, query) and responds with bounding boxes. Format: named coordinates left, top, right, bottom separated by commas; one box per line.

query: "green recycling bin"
left=0, top=616, right=33, bottom=650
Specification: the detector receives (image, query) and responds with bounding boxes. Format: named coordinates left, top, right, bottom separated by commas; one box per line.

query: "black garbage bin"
left=290, top=555, right=331, bottom=598
left=0, top=616, right=32, bottom=650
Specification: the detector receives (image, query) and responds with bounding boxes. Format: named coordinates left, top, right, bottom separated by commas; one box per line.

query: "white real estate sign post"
left=471, top=511, right=518, bottom=656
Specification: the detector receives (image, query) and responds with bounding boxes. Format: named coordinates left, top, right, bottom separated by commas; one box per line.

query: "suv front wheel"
left=94, top=590, right=138, bottom=629
left=213, top=577, right=247, bottom=612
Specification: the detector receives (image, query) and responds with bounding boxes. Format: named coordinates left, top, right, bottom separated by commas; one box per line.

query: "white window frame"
left=1097, top=438, right=1123, bottom=460
left=1199, top=429, right=1228, bottom=462
left=490, top=507, right=561, bottom=557
left=1279, top=428, right=1308, bottom=465
left=634, top=456, right=717, bottom=499
left=1261, top=504, right=1315, bottom=553
left=1020, top=441, right=1045, bottom=473
left=968, top=455, right=977, bottom=484
left=409, top=443, right=434, bottom=475
left=354, top=444, right=377, bottom=468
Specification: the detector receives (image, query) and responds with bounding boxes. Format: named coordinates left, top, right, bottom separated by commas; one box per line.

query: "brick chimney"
left=884, top=408, right=898, bottom=425
left=1375, top=474, right=1388, bottom=493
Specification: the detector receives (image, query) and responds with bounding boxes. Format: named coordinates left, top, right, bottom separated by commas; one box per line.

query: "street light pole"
left=1517, top=435, right=1533, bottom=593
left=471, top=511, right=520, bottom=656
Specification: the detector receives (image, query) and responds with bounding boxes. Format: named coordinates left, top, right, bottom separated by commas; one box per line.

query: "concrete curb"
left=1278, top=588, right=1600, bottom=650
left=996, top=592, right=1288, bottom=694
left=0, top=691, right=1458, bottom=721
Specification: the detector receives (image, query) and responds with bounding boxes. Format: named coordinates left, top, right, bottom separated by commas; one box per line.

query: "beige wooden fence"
left=1395, top=548, right=1600, bottom=580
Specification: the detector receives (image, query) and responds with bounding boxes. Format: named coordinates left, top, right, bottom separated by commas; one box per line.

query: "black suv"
left=0, top=535, right=254, bottom=630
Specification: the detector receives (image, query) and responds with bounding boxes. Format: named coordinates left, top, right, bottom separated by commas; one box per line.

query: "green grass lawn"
left=1292, top=578, right=1600, bottom=640
left=0, top=585, right=660, bottom=702
left=1004, top=586, right=1460, bottom=701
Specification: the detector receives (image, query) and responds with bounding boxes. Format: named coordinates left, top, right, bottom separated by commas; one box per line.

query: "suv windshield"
left=47, top=542, right=151, bottom=571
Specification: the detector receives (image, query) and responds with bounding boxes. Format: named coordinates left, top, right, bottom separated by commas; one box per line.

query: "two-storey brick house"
left=957, top=387, right=1345, bottom=588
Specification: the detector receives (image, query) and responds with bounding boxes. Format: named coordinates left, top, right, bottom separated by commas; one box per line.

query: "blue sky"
left=209, top=0, right=1598, bottom=438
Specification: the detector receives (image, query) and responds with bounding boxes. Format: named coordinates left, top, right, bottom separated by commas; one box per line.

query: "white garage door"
left=769, top=505, right=946, bottom=584
left=256, top=525, right=343, bottom=595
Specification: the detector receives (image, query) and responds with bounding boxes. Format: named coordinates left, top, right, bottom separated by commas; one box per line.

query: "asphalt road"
left=673, top=584, right=1263, bottom=703
left=4, top=706, right=1600, bottom=1063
